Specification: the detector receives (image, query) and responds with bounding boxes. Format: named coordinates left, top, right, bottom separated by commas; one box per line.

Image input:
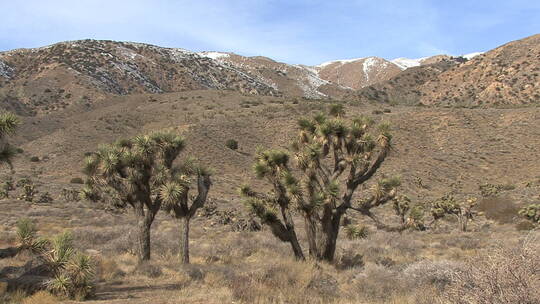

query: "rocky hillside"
left=314, top=57, right=402, bottom=89
left=0, top=40, right=280, bottom=115
left=198, top=52, right=350, bottom=99
left=418, top=34, right=540, bottom=105
left=355, top=58, right=463, bottom=104
left=2, top=34, right=538, bottom=116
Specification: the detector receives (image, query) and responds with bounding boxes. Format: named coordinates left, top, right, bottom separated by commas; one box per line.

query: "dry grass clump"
left=21, top=291, right=59, bottom=304
left=443, top=232, right=540, bottom=304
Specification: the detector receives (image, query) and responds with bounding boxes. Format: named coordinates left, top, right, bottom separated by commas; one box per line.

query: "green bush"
left=70, top=177, right=84, bottom=184
left=30, top=156, right=40, bottom=162
left=225, top=139, right=239, bottom=150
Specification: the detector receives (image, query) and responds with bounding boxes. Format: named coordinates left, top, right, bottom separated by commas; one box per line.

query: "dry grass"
left=442, top=233, right=540, bottom=304
left=21, top=291, right=59, bottom=304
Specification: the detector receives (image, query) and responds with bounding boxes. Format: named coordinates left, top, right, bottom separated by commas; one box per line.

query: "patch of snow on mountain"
left=117, top=46, right=139, bottom=60
left=391, top=57, right=428, bottom=70
left=462, top=52, right=483, bottom=60
left=199, top=51, right=230, bottom=60
left=363, top=57, right=384, bottom=82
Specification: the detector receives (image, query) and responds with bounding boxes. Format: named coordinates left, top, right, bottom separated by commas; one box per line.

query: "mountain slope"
left=419, top=34, right=540, bottom=105
left=199, top=52, right=350, bottom=99
left=0, top=40, right=279, bottom=115
left=314, top=57, right=402, bottom=89
left=355, top=58, right=463, bottom=104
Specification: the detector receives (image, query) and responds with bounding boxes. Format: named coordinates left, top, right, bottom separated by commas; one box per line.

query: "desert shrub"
left=134, top=262, right=162, bottom=278
left=69, top=177, right=84, bottom=184
left=337, top=250, right=364, bottom=269
left=60, top=188, right=80, bottom=202
left=443, top=236, right=540, bottom=304
left=353, top=263, right=401, bottom=301
left=477, top=196, right=518, bottom=223
left=36, top=192, right=53, bottom=204
left=225, top=139, right=238, bottom=150
left=16, top=177, right=32, bottom=188
left=29, top=156, right=40, bottom=162
left=479, top=183, right=515, bottom=197
left=402, top=259, right=464, bottom=289
left=21, top=291, right=59, bottom=304
left=518, top=203, right=540, bottom=224
left=515, top=220, right=536, bottom=231
left=94, top=258, right=124, bottom=281
left=372, top=109, right=383, bottom=115
left=328, top=103, right=345, bottom=117
left=0, top=179, right=13, bottom=199
left=19, top=184, right=37, bottom=202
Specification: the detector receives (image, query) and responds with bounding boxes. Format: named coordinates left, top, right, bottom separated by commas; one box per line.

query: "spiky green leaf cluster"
left=16, top=218, right=49, bottom=253
left=253, top=149, right=290, bottom=178
left=0, top=112, right=19, bottom=167
left=0, top=112, right=19, bottom=138
left=293, top=113, right=392, bottom=171
left=345, top=225, right=369, bottom=240
left=82, top=131, right=186, bottom=207
left=246, top=198, right=279, bottom=224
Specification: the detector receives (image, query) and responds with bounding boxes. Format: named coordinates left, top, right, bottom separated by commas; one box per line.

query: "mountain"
left=391, top=55, right=453, bottom=70
left=0, top=40, right=281, bottom=115
left=198, top=52, right=350, bottom=99
left=1, top=34, right=538, bottom=116
left=355, top=58, right=462, bottom=104
left=314, top=57, right=402, bottom=89
left=418, top=34, right=540, bottom=105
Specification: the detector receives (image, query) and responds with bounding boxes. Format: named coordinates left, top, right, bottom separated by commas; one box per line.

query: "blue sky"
left=1, top=0, right=539, bottom=65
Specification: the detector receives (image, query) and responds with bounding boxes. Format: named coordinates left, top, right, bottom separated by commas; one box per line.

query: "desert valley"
left=0, top=32, right=539, bottom=304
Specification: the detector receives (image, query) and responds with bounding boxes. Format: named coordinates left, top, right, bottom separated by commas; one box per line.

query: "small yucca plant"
left=345, top=225, right=369, bottom=240
left=0, top=111, right=20, bottom=168
left=16, top=218, right=48, bottom=254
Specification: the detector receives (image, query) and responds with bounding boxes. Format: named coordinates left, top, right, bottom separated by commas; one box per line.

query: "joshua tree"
left=430, top=195, right=478, bottom=232
left=0, top=112, right=19, bottom=169
left=159, top=158, right=212, bottom=264
left=81, top=131, right=186, bottom=261
left=241, top=110, right=400, bottom=262
left=518, top=204, right=540, bottom=225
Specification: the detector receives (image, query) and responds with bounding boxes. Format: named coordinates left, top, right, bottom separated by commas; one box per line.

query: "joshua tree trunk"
left=134, top=204, right=156, bottom=262
left=459, top=215, right=468, bottom=232
left=179, top=216, right=190, bottom=264
left=280, top=205, right=305, bottom=260
left=304, top=211, right=343, bottom=262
